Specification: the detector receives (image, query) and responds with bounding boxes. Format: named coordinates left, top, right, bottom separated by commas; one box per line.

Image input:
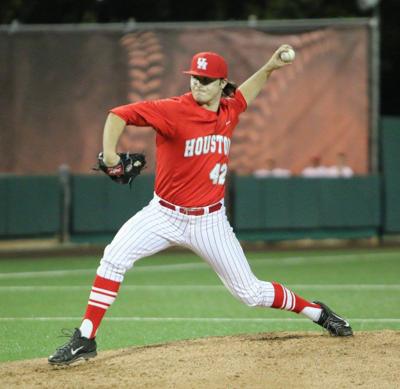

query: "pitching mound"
left=1, top=331, right=399, bottom=388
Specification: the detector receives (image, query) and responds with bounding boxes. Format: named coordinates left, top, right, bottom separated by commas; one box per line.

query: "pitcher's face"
left=190, top=76, right=226, bottom=105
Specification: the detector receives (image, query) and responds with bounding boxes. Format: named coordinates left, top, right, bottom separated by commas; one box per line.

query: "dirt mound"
left=1, top=331, right=399, bottom=388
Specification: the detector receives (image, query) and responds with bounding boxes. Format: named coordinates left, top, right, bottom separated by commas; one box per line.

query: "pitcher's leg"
left=49, top=200, right=186, bottom=365
left=189, top=213, right=274, bottom=306
left=189, top=210, right=322, bottom=320
left=81, top=201, right=176, bottom=338
left=97, top=201, right=175, bottom=282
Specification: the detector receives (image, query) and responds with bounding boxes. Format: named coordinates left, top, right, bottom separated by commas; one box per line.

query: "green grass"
left=0, top=248, right=400, bottom=362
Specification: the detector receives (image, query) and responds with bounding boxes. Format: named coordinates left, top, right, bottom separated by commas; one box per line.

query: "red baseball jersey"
left=110, top=90, right=247, bottom=207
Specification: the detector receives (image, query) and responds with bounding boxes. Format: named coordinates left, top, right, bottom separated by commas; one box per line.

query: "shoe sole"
left=330, top=328, right=353, bottom=337
left=48, top=351, right=97, bottom=366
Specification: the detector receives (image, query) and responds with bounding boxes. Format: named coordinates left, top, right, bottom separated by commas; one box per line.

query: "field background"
left=1, top=247, right=399, bottom=363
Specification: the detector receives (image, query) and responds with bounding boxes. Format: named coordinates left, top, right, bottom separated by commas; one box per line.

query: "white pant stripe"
left=92, top=286, right=117, bottom=297
left=89, top=291, right=115, bottom=305
left=286, top=288, right=293, bottom=310
left=280, top=286, right=287, bottom=309
left=290, top=291, right=296, bottom=311
left=88, top=301, right=109, bottom=310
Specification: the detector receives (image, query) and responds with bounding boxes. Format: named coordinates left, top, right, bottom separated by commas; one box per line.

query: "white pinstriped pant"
left=97, top=195, right=275, bottom=307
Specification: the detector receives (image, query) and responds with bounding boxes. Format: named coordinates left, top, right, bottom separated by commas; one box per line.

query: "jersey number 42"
left=209, top=163, right=227, bottom=185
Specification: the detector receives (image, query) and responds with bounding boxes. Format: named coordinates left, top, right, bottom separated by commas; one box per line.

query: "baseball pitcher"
left=49, top=45, right=352, bottom=366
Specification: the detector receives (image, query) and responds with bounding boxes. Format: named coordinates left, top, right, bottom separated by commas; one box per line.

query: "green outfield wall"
left=0, top=174, right=383, bottom=241
left=381, top=116, right=400, bottom=233
left=0, top=176, right=60, bottom=237
left=232, top=176, right=381, bottom=241
left=71, top=175, right=154, bottom=233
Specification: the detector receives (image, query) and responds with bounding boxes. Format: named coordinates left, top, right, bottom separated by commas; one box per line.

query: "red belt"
left=159, top=200, right=222, bottom=216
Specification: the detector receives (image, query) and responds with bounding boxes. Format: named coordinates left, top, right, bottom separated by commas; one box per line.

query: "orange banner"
left=0, top=26, right=369, bottom=175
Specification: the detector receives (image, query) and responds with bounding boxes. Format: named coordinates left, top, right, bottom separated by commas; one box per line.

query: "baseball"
left=280, top=49, right=295, bottom=62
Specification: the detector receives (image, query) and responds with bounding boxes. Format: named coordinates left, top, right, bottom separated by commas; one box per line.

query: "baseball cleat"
left=313, top=301, right=353, bottom=337
left=48, top=328, right=97, bottom=365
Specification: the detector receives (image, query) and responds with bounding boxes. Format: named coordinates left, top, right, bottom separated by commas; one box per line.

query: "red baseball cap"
left=183, top=52, right=228, bottom=79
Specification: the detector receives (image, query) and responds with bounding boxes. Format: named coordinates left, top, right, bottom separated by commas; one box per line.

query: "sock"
left=271, top=282, right=322, bottom=321
left=79, top=275, right=121, bottom=338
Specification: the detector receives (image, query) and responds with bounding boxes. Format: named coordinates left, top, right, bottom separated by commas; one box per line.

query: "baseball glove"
left=95, top=152, right=146, bottom=186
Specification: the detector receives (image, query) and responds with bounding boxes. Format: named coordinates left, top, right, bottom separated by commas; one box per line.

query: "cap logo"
left=197, top=57, right=208, bottom=70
